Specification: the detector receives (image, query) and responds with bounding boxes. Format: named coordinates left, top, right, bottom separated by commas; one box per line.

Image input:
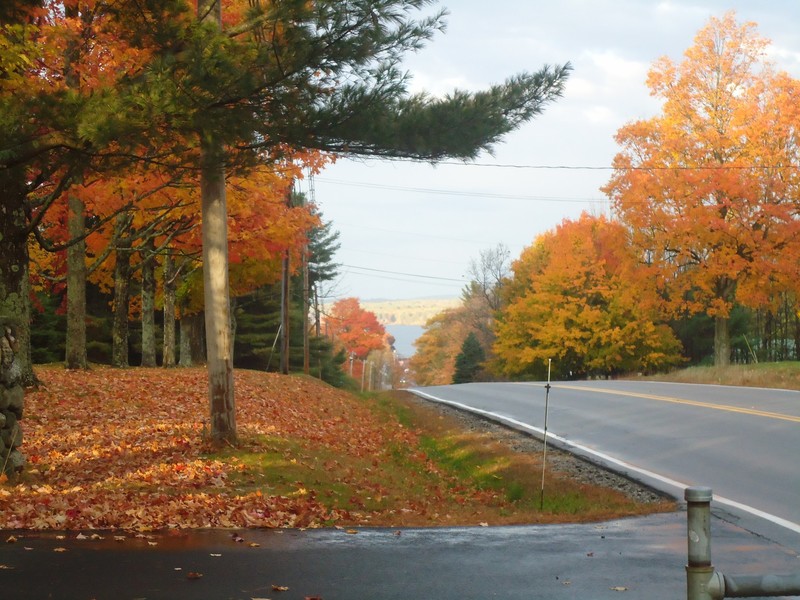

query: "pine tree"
left=452, top=332, right=486, bottom=384
left=307, top=208, right=341, bottom=335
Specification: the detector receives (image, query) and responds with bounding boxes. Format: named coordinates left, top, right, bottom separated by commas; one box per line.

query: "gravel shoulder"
left=398, top=391, right=671, bottom=506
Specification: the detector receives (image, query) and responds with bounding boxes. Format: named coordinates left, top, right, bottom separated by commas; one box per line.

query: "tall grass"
left=649, top=362, right=800, bottom=390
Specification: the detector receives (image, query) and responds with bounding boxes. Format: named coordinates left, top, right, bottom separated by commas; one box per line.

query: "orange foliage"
left=493, top=214, right=683, bottom=379
left=324, top=298, right=387, bottom=364
left=410, top=308, right=473, bottom=386
left=603, top=12, right=800, bottom=323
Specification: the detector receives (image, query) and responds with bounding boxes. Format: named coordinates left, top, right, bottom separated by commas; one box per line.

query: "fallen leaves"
left=5, top=367, right=401, bottom=530
left=1, top=365, right=635, bottom=531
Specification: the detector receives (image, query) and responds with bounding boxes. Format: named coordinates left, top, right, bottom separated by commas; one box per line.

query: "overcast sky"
left=304, top=1, right=800, bottom=302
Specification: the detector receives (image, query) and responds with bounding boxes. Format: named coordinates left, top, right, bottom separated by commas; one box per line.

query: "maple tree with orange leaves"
left=324, top=298, right=387, bottom=380
left=603, top=12, right=800, bottom=367
left=493, top=214, right=683, bottom=380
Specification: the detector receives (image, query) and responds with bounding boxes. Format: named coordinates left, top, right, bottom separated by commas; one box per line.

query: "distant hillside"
left=361, top=297, right=461, bottom=326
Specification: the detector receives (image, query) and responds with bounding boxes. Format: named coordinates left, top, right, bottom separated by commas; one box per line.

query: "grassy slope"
left=8, top=366, right=670, bottom=531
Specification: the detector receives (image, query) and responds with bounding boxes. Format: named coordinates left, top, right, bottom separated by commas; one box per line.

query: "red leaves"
left=324, top=298, right=387, bottom=367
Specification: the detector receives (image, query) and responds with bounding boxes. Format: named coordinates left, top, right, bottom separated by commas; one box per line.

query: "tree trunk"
left=714, top=315, right=731, bottom=367
left=140, top=241, right=157, bottom=367
left=178, top=314, right=192, bottom=367
left=163, top=253, right=176, bottom=368
left=0, top=168, right=35, bottom=385
left=189, top=313, right=206, bottom=364
left=111, top=238, right=132, bottom=368
left=230, top=297, right=237, bottom=363
left=313, top=286, right=321, bottom=337
left=794, top=304, right=800, bottom=362
left=179, top=311, right=205, bottom=367
left=197, top=0, right=236, bottom=445
left=280, top=248, right=290, bottom=375
left=65, top=194, right=88, bottom=369
left=303, top=245, right=310, bottom=375
left=200, top=139, right=236, bottom=444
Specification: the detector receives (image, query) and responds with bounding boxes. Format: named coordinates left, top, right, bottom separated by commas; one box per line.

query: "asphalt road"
left=410, top=380, right=800, bottom=550
left=3, top=514, right=799, bottom=600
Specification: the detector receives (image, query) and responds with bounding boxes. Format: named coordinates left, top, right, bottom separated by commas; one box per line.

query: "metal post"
left=723, top=573, right=800, bottom=597
left=685, top=485, right=800, bottom=598
left=686, top=487, right=723, bottom=600
left=539, top=359, right=552, bottom=510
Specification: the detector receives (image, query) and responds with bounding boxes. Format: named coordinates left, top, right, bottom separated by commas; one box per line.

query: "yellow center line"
left=554, top=384, right=800, bottom=423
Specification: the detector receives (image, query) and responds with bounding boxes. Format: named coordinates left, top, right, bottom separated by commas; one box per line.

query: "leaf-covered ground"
left=4, top=366, right=669, bottom=531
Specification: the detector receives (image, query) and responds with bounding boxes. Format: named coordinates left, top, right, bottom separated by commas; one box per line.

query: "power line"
left=336, top=155, right=800, bottom=171
left=317, top=177, right=604, bottom=203
left=342, top=263, right=466, bottom=283
left=334, top=220, right=505, bottom=245
left=343, top=246, right=467, bottom=266
left=340, top=270, right=464, bottom=288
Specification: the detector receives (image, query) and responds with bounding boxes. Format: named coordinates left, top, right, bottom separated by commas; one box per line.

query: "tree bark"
left=62, top=4, right=88, bottom=371
left=178, top=314, right=192, bottom=367
left=0, top=168, right=35, bottom=385
left=65, top=194, right=88, bottom=369
left=302, top=230, right=310, bottom=375
left=189, top=313, right=206, bottom=364
left=280, top=248, right=290, bottom=375
left=179, top=311, right=205, bottom=367
left=714, top=315, right=731, bottom=367
left=163, top=253, right=176, bottom=368
left=200, top=139, right=236, bottom=444
left=111, top=219, right=132, bottom=368
left=197, top=0, right=236, bottom=445
left=140, top=240, right=157, bottom=367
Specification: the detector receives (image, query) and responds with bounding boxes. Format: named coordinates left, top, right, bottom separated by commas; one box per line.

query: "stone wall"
left=0, top=320, right=24, bottom=476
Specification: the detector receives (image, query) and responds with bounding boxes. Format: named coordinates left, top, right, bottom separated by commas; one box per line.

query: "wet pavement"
left=2, top=510, right=798, bottom=599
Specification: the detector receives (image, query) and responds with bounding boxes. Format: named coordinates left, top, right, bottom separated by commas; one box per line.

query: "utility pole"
left=279, top=183, right=292, bottom=375
left=302, top=210, right=310, bottom=375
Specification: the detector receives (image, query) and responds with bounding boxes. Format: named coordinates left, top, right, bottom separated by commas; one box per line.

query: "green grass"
left=420, top=435, right=512, bottom=497
left=203, top=391, right=674, bottom=526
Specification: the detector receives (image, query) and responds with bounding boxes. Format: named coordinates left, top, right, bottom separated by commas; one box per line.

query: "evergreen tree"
left=233, top=286, right=282, bottom=371
left=29, top=293, right=66, bottom=364
left=308, top=208, right=341, bottom=290
left=452, top=332, right=485, bottom=384
left=307, top=208, right=340, bottom=334
left=233, top=284, right=347, bottom=386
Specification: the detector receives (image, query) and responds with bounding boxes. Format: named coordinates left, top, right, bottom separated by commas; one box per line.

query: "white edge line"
left=409, top=389, right=800, bottom=536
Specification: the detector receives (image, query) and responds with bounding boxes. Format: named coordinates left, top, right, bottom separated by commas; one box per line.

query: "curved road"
left=410, top=380, right=800, bottom=548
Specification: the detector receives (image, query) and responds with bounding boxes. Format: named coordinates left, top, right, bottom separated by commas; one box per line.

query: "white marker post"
left=540, top=359, right=552, bottom=510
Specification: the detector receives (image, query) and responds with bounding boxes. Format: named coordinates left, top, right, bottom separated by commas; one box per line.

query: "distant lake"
left=386, top=324, right=424, bottom=358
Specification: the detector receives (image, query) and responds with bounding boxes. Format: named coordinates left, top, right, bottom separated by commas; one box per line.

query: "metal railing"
left=685, top=486, right=800, bottom=599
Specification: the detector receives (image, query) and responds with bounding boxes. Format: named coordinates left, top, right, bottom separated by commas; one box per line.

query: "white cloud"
left=766, top=44, right=800, bottom=76
left=582, top=106, right=616, bottom=125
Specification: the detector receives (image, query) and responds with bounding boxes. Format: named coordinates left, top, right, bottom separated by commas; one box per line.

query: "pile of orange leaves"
left=2, top=366, right=422, bottom=531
